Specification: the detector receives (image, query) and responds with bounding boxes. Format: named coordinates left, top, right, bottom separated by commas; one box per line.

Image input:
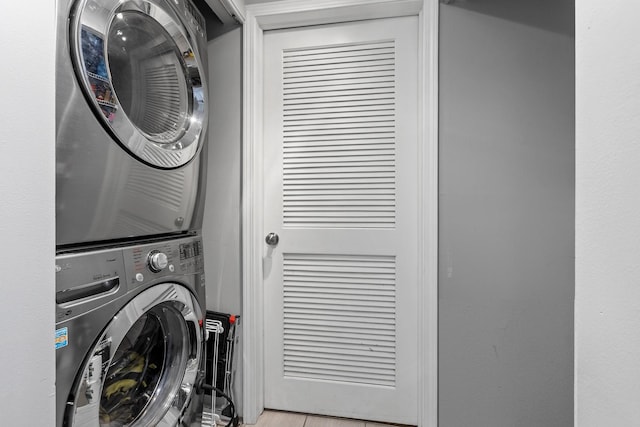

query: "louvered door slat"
left=285, top=193, right=393, bottom=200
left=284, top=183, right=395, bottom=189
left=284, top=294, right=395, bottom=305
left=285, top=350, right=395, bottom=364
left=284, top=46, right=395, bottom=61
left=285, top=290, right=395, bottom=300
left=284, top=175, right=393, bottom=184
left=284, top=66, right=393, bottom=80
left=284, top=332, right=394, bottom=347
left=284, top=115, right=395, bottom=126
left=285, top=357, right=395, bottom=373
left=284, top=62, right=395, bottom=76
left=284, top=73, right=395, bottom=87
left=284, top=59, right=395, bottom=72
left=283, top=103, right=394, bottom=115
left=285, top=145, right=394, bottom=152
left=285, top=102, right=394, bottom=113
left=284, top=121, right=395, bottom=131
left=285, top=48, right=394, bottom=61
left=284, top=318, right=396, bottom=331
left=283, top=85, right=395, bottom=98
left=284, top=79, right=395, bottom=92
left=285, top=199, right=395, bottom=205
left=284, top=133, right=394, bottom=143
left=284, top=96, right=395, bottom=110
left=286, top=113, right=392, bottom=123
left=284, top=314, right=396, bottom=326
left=284, top=164, right=395, bottom=171
left=283, top=277, right=395, bottom=287
left=285, top=45, right=394, bottom=68
left=284, top=327, right=395, bottom=344
left=284, top=142, right=394, bottom=151
left=285, top=308, right=396, bottom=320
left=285, top=302, right=394, bottom=314
left=284, top=179, right=393, bottom=187
left=284, top=272, right=395, bottom=281
left=285, top=166, right=394, bottom=174
left=285, top=154, right=395, bottom=162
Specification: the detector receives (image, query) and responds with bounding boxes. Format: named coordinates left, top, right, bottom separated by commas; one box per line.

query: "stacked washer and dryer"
left=55, top=0, right=211, bottom=425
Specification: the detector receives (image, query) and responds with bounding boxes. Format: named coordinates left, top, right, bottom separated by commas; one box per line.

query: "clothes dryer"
left=55, top=235, right=207, bottom=427
left=56, top=0, right=210, bottom=249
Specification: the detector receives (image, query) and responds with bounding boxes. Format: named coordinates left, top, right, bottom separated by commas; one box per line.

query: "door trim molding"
left=241, top=1, right=439, bottom=425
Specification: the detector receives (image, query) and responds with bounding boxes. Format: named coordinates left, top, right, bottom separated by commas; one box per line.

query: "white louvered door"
left=263, top=16, right=419, bottom=425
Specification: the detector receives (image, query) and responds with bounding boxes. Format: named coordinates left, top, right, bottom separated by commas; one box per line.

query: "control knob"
left=148, top=251, right=169, bottom=273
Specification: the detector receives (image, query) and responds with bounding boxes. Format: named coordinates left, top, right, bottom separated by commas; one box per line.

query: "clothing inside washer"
left=99, top=312, right=164, bottom=426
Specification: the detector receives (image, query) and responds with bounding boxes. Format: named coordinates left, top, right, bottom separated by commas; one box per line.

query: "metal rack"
left=202, top=312, right=239, bottom=427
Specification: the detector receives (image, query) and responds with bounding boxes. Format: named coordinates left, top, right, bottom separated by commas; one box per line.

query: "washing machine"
left=56, top=0, right=210, bottom=249
left=55, top=235, right=207, bottom=427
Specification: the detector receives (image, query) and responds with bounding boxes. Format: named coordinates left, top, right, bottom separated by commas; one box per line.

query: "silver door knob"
left=265, top=232, right=279, bottom=246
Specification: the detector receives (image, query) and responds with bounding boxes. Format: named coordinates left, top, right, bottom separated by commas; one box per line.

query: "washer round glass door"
left=72, top=0, right=207, bottom=169
left=68, top=284, right=203, bottom=426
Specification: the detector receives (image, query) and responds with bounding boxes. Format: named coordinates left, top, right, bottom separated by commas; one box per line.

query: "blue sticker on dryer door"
left=55, top=327, right=68, bottom=349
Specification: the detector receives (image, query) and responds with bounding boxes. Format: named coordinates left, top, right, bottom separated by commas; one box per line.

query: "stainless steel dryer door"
left=67, top=283, right=203, bottom=427
left=71, top=0, right=207, bottom=169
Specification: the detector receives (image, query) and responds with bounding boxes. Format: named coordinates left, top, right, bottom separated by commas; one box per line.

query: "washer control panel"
left=122, top=236, right=204, bottom=287
left=55, top=235, right=205, bottom=322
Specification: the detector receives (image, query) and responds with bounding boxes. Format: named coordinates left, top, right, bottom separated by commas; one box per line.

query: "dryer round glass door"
left=71, top=0, right=207, bottom=169
left=66, top=283, right=204, bottom=426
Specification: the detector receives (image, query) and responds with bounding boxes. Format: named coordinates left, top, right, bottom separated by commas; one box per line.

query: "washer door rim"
left=66, top=282, right=204, bottom=427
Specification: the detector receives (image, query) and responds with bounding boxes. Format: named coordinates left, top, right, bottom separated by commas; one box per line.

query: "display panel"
left=179, top=241, right=202, bottom=260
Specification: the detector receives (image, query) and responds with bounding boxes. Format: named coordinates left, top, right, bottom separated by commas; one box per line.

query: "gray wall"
left=203, top=26, right=243, bottom=316
left=201, top=26, right=244, bottom=414
left=439, top=4, right=574, bottom=427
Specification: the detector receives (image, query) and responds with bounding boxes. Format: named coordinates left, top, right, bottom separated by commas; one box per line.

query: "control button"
left=148, top=251, right=169, bottom=273
left=169, top=264, right=175, bottom=272
left=135, top=273, right=144, bottom=282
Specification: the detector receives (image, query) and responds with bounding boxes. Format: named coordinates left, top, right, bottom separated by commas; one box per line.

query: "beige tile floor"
left=239, top=410, right=405, bottom=427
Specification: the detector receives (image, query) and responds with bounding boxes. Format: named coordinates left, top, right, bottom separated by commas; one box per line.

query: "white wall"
left=439, top=4, right=574, bottom=427
left=575, top=2, right=640, bottom=426
left=0, top=1, right=56, bottom=424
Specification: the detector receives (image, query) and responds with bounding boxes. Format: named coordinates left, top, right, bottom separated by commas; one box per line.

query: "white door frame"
left=241, top=1, right=439, bottom=425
